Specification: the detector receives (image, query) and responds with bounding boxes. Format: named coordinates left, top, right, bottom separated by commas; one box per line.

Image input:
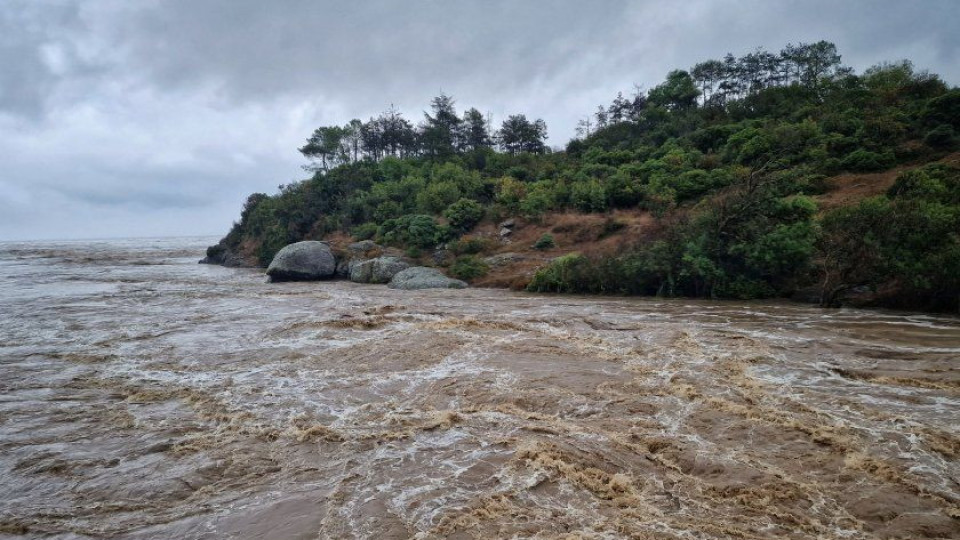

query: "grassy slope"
left=401, top=151, right=957, bottom=292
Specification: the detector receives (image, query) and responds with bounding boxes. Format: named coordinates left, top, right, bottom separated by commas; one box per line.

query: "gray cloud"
left=0, top=0, right=957, bottom=240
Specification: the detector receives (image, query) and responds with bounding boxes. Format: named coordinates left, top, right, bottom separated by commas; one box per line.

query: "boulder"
left=371, top=256, right=409, bottom=283
left=199, top=242, right=248, bottom=267
left=349, top=259, right=374, bottom=283
left=348, top=240, right=380, bottom=255
left=266, top=241, right=336, bottom=281
left=388, top=267, right=468, bottom=290
left=335, top=258, right=352, bottom=279
left=350, top=256, right=410, bottom=284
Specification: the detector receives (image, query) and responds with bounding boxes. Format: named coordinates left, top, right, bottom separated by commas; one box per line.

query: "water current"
left=0, top=237, right=957, bottom=539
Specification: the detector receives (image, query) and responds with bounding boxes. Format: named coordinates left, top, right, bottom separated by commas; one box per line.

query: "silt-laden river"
left=0, top=237, right=957, bottom=539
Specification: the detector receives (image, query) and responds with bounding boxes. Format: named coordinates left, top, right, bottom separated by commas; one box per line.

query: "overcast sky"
left=1, top=0, right=957, bottom=241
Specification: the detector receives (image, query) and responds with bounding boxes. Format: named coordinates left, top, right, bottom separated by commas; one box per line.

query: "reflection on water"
left=0, top=237, right=958, bottom=539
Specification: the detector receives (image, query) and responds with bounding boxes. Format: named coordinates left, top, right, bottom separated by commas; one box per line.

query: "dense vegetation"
left=208, top=41, right=960, bottom=312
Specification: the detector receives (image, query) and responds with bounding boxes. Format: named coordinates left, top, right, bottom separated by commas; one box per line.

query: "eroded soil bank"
left=0, top=238, right=957, bottom=539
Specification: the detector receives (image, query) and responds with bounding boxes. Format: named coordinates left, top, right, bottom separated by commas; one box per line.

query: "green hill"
left=205, top=41, right=960, bottom=312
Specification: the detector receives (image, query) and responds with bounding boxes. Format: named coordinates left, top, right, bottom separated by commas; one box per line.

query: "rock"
left=348, top=240, right=380, bottom=255
left=199, top=243, right=248, bottom=267
left=266, top=241, right=336, bottom=281
left=499, top=219, right=515, bottom=229
left=349, top=259, right=374, bottom=283
left=432, top=249, right=453, bottom=267
left=371, top=257, right=409, bottom=283
left=388, top=267, right=468, bottom=290
left=350, top=256, right=410, bottom=284
left=335, top=258, right=352, bottom=279
left=483, top=252, right=525, bottom=267
left=498, top=226, right=513, bottom=244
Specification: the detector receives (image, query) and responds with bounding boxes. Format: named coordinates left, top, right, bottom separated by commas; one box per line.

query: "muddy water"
left=1, top=238, right=958, bottom=540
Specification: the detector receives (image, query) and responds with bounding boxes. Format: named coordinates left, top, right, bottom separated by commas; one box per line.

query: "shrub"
left=351, top=222, right=378, bottom=240
left=570, top=181, right=607, bottom=212
left=374, top=201, right=402, bottom=223
left=526, top=253, right=599, bottom=293
left=841, top=149, right=895, bottom=172
left=533, top=233, right=556, bottom=250
left=520, top=189, right=553, bottom=219
left=449, top=256, right=490, bottom=280
left=443, top=198, right=485, bottom=231
left=416, top=181, right=461, bottom=214
left=380, top=214, right=440, bottom=248
left=449, top=236, right=493, bottom=255
left=598, top=218, right=626, bottom=239
left=257, top=225, right=291, bottom=266
left=924, top=124, right=957, bottom=150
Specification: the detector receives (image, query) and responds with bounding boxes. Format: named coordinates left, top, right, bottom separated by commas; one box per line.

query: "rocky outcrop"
left=483, top=252, right=526, bottom=268
left=349, top=256, right=410, bottom=284
left=199, top=242, right=248, bottom=267
left=266, top=241, right=336, bottom=281
left=498, top=219, right=515, bottom=243
left=388, top=267, right=468, bottom=290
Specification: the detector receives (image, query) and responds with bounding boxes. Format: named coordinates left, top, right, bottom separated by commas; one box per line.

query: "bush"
left=570, top=181, right=607, bottom=212
left=526, top=253, right=600, bottom=293
left=443, top=198, right=485, bottom=231
left=416, top=181, right=461, bottom=214
left=520, top=189, right=554, bottom=219
left=351, top=222, right=379, bottom=240
left=533, top=233, right=556, bottom=250
left=598, top=218, right=626, bottom=239
left=380, top=214, right=440, bottom=248
left=841, top=149, right=895, bottom=172
left=924, top=124, right=957, bottom=150
left=819, top=169, right=960, bottom=312
left=449, top=236, right=494, bottom=255
left=449, top=256, right=490, bottom=280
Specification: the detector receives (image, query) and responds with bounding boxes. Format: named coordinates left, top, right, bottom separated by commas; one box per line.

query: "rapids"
left=0, top=237, right=957, bottom=539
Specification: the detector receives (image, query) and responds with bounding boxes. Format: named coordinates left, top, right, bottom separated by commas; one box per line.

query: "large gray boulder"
left=348, top=259, right=374, bottom=283
left=350, top=256, right=410, bottom=284
left=388, top=267, right=468, bottom=290
left=266, top=241, right=336, bottom=281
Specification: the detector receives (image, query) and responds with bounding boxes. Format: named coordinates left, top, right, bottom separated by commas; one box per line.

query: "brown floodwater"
left=0, top=237, right=958, bottom=539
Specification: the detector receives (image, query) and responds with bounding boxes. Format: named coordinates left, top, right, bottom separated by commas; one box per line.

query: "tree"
left=362, top=106, right=417, bottom=160
left=692, top=59, right=725, bottom=104
left=497, top=114, right=548, bottom=154
left=607, top=92, right=630, bottom=123
left=421, top=93, right=462, bottom=158
left=648, top=70, right=700, bottom=111
left=344, top=119, right=363, bottom=162
left=461, top=107, right=492, bottom=151
left=299, top=126, right=348, bottom=171
left=444, top=198, right=485, bottom=231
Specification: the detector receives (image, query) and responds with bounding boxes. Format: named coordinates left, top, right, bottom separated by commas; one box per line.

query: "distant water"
left=0, top=237, right=958, bottom=539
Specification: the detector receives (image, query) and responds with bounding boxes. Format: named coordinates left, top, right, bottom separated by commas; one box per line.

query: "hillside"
left=204, top=42, right=960, bottom=312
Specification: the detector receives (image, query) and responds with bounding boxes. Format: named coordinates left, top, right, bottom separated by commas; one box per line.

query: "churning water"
left=0, top=237, right=957, bottom=539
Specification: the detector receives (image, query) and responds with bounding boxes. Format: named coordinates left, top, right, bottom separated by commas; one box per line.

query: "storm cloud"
left=1, top=0, right=957, bottom=240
